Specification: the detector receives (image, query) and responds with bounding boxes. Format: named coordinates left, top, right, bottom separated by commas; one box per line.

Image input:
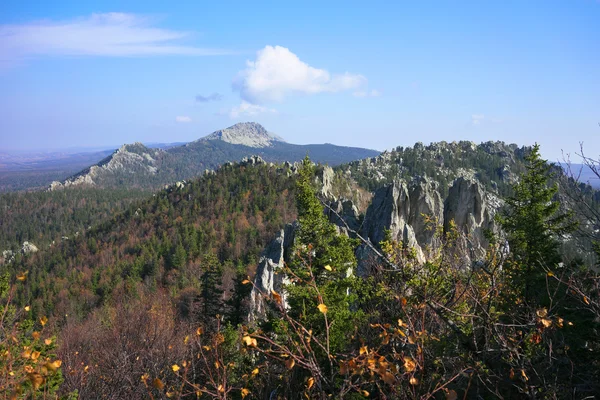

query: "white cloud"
left=353, top=89, right=381, bottom=98
left=229, top=101, right=277, bottom=119
left=175, top=116, right=192, bottom=123
left=471, top=114, right=485, bottom=126
left=232, top=45, right=366, bottom=103
left=0, top=13, right=231, bottom=63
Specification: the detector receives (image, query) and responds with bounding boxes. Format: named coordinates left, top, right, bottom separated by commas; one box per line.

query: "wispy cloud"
left=471, top=114, right=485, bottom=126
left=175, top=116, right=192, bottom=123
left=229, top=101, right=277, bottom=119
left=195, top=92, right=223, bottom=103
left=353, top=89, right=381, bottom=98
left=0, top=12, right=232, bottom=64
left=232, top=45, right=366, bottom=103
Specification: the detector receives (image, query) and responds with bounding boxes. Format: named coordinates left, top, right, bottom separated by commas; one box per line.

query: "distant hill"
left=49, top=122, right=380, bottom=190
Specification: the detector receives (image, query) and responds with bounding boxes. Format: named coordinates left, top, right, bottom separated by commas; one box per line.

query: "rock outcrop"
left=249, top=222, right=298, bottom=320
left=360, top=177, right=443, bottom=264
left=197, top=122, right=285, bottom=148
left=358, top=176, right=501, bottom=270
left=50, top=143, right=161, bottom=190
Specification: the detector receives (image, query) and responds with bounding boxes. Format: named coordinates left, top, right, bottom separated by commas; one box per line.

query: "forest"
left=1, top=148, right=599, bottom=399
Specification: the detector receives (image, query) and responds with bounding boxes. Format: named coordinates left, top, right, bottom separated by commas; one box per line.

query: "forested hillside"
left=1, top=147, right=599, bottom=399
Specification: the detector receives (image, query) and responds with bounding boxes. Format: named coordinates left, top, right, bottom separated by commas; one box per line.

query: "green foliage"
left=498, top=144, right=577, bottom=304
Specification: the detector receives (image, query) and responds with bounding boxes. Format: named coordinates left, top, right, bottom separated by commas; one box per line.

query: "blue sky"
left=0, top=0, right=598, bottom=161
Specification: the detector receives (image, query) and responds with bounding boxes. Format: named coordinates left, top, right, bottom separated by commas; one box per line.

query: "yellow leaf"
left=536, top=308, right=548, bottom=318
left=141, top=373, right=149, bottom=382
left=44, top=360, right=62, bottom=372
left=547, top=271, right=555, bottom=277
left=172, top=364, right=180, bottom=372
left=285, top=358, right=295, bottom=369
left=44, top=338, right=52, bottom=345
left=196, top=391, right=202, bottom=398
left=583, top=296, right=590, bottom=305
left=324, top=265, right=332, bottom=271
left=242, top=279, right=251, bottom=285
left=218, top=384, right=225, bottom=393
left=24, top=306, right=30, bottom=312
left=16, top=272, right=27, bottom=281
left=251, top=367, right=259, bottom=375
left=521, top=369, right=529, bottom=381
left=317, top=303, right=328, bottom=314
left=307, top=377, right=314, bottom=389
left=241, top=388, right=250, bottom=398
left=242, top=336, right=257, bottom=347
left=540, top=318, right=552, bottom=328
left=398, top=319, right=406, bottom=327
left=31, top=351, right=41, bottom=360
left=403, top=357, right=416, bottom=372
left=409, top=376, right=419, bottom=385
left=359, top=345, right=368, bottom=355
left=40, top=316, right=48, bottom=327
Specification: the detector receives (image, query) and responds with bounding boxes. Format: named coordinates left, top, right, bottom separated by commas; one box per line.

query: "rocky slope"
left=195, top=122, right=285, bottom=148
left=49, top=122, right=379, bottom=190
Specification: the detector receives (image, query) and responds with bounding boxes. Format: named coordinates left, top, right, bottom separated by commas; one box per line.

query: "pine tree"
left=498, top=144, right=576, bottom=303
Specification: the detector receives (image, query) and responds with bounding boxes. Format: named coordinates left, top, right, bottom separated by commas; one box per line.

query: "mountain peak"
left=199, top=122, right=285, bottom=148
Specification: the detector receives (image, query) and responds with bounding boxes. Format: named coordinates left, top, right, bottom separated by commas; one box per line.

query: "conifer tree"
left=498, top=144, right=576, bottom=303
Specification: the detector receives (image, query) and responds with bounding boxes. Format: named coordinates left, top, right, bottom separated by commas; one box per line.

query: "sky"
left=0, top=0, right=598, bottom=161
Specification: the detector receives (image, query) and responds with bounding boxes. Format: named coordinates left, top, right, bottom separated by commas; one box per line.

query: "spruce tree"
left=498, top=144, right=576, bottom=304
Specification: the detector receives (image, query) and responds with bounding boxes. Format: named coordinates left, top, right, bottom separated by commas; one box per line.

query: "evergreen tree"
left=200, top=253, right=224, bottom=329
left=498, top=144, right=576, bottom=304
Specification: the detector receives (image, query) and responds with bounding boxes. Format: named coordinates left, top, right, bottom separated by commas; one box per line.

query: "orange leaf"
left=242, top=279, right=251, bottom=285
left=285, top=358, right=295, bottom=370
left=271, top=290, right=282, bottom=304
left=445, top=389, right=458, bottom=400
left=403, top=357, right=416, bottom=372
left=241, top=388, right=250, bottom=398
left=40, top=316, right=48, bottom=327
left=307, top=377, right=314, bottom=389
left=409, top=376, right=419, bottom=385
left=152, top=378, right=165, bottom=389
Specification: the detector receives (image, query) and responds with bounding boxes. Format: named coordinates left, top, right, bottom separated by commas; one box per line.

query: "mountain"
left=49, top=122, right=380, bottom=190
left=194, top=121, right=285, bottom=147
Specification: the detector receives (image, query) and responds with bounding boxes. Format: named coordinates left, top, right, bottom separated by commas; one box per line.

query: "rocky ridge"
left=49, top=143, right=161, bottom=190
left=195, top=122, right=285, bottom=148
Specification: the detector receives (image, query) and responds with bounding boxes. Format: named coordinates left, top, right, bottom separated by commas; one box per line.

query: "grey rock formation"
left=326, top=198, right=361, bottom=236
left=198, top=122, right=285, bottom=148
left=443, top=177, right=502, bottom=263
left=358, top=176, right=501, bottom=269
left=49, top=143, right=161, bottom=190
left=361, top=177, right=443, bottom=263
left=21, top=241, right=39, bottom=255
left=249, top=222, right=298, bottom=320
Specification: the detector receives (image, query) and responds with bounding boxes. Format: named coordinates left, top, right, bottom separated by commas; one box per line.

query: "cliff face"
left=249, top=173, right=504, bottom=318
left=359, top=176, right=502, bottom=268
left=249, top=222, right=298, bottom=320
